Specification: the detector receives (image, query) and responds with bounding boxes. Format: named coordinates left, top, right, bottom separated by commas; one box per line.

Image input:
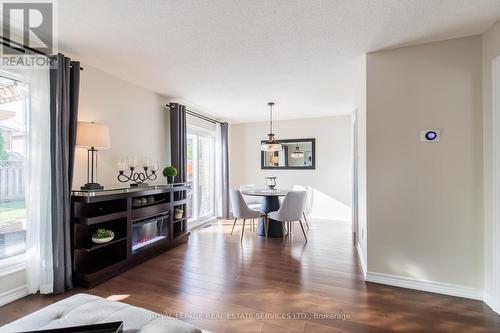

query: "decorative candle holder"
left=117, top=159, right=159, bottom=187
left=265, top=176, right=277, bottom=190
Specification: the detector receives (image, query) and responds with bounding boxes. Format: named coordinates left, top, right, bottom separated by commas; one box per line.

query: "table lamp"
left=76, top=121, right=110, bottom=190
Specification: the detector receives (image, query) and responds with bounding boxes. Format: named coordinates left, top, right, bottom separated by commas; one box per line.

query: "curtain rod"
left=0, top=36, right=84, bottom=71
left=166, top=104, right=222, bottom=124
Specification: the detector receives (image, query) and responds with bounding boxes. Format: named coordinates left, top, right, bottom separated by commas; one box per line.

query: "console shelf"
left=131, top=202, right=170, bottom=221
left=76, top=237, right=127, bottom=252
left=71, top=184, right=191, bottom=288
left=173, top=216, right=190, bottom=223
left=74, top=211, right=128, bottom=225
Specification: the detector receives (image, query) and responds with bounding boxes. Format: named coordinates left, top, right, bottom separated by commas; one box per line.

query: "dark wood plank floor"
left=0, top=219, right=499, bottom=332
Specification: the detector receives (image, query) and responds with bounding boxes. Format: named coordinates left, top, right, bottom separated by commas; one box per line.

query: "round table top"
left=241, top=188, right=288, bottom=197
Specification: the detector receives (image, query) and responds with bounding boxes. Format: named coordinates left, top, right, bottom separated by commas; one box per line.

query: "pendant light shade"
left=290, top=145, right=304, bottom=158
left=261, top=102, right=282, bottom=152
left=261, top=133, right=282, bottom=151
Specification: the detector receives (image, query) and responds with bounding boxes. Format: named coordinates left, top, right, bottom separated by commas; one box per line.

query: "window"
left=187, top=126, right=216, bottom=228
left=0, top=74, right=27, bottom=262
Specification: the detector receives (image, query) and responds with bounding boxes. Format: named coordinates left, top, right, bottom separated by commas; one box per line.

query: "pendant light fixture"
left=260, top=102, right=282, bottom=151
left=290, top=144, right=304, bottom=158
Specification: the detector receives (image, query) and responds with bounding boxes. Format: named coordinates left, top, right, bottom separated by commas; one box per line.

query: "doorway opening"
left=187, top=126, right=216, bottom=229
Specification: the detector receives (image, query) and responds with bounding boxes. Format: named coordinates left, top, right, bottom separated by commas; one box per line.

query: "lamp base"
left=130, top=183, right=149, bottom=188
left=81, top=183, right=104, bottom=190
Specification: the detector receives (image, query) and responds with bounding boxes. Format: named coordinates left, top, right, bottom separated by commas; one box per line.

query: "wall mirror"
left=261, top=138, right=315, bottom=169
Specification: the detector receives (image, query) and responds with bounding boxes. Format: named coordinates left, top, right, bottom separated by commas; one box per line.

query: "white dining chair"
left=239, top=184, right=262, bottom=230
left=230, top=189, right=267, bottom=241
left=240, top=184, right=262, bottom=210
left=267, top=191, right=307, bottom=245
left=292, top=185, right=311, bottom=229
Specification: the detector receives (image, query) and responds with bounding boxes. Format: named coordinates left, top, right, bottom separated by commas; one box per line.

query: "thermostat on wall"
left=420, top=129, right=440, bottom=142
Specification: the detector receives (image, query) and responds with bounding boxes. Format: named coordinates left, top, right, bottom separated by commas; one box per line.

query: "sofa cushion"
left=0, top=293, right=204, bottom=333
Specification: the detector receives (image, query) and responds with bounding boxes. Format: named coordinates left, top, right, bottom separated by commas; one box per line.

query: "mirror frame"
left=260, top=138, right=316, bottom=170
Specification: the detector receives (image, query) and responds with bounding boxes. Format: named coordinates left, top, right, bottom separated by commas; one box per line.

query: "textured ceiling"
left=56, top=0, right=500, bottom=123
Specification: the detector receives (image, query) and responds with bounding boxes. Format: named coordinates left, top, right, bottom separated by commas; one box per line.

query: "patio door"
left=0, top=73, right=27, bottom=264
left=187, top=127, right=216, bottom=228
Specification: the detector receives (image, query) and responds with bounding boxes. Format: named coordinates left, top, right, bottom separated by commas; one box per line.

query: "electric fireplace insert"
left=132, top=213, right=169, bottom=253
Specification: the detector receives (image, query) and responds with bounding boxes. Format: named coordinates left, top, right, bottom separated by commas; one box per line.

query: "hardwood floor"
left=1, top=219, right=499, bottom=332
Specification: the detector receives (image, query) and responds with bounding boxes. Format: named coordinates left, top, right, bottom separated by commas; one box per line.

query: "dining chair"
left=239, top=184, right=262, bottom=230
left=240, top=184, right=262, bottom=210
left=267, top=191, right=307, bottom=245
left=230, top=189, right=267, bottom=241
left=292, top=185, right=311, bottom=229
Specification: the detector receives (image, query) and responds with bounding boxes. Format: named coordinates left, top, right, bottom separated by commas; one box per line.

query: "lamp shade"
left=260, top=133, right=282, bottom=152
left=290, top=145, right=304, bottom=158
left=76, top=121, right=110, bottom=149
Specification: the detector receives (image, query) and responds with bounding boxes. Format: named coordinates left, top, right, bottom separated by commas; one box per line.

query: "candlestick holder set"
left=117, top=158, right=159, bottom=187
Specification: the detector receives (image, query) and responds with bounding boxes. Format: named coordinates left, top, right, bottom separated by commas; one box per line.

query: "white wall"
left=482, top=19, right=500, bottom=312
left=355, top=54, right=367, bottom=275
left=73, top=64, right=171, bottom=189
left=0, top=270, right=25, bottom=294
left=366, top=36, right=483, bottom=290
left=229, top=116, right=352, bottom=221
left=0, top=269, right=26, bottom=305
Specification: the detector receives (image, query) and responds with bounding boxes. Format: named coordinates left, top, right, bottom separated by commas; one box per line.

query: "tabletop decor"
left=163, top=165, right=178, bottom=184
left=265, top=176, right=277, bottom=190
left=132, top=196, right=165, bottom=207
left=117, top=157, right=159, bottom=187
left=92, top=229, right=115, bottom=244
left=174, top=207, right=184, bottom=220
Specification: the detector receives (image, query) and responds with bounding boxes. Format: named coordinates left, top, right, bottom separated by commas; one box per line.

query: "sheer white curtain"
left=24, top=57, right=53, bottom=294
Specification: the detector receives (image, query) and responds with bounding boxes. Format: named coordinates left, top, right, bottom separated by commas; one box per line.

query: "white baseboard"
left=366, top=272, right=483, bottom=300
left=356, top=242, right=367, bottom=280
left=0, top=285, right=29, bottom=306
left=484, top=292, right=500, bottom=314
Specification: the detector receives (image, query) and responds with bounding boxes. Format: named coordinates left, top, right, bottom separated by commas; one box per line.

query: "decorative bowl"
left=92, top=231, right=115, bottom=244
left=92, top=236, right=114, bottom=244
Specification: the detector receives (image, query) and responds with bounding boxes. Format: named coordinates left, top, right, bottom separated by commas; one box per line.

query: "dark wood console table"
left=71, top=184, right=191, bottom=288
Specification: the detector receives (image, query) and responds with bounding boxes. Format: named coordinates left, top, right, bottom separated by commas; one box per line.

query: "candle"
left=143, top=157, right=151, bottom=169
left=128, top=157, right=138, bottom=168
left=117, top=162, right=126, bottom=172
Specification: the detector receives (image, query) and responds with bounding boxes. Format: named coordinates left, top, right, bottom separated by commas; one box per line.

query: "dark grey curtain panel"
left=169, top=103, right=187, bottom=182
left=50, top=54, right=80, bottom=293
left=220, top=122, right=230, bottom=218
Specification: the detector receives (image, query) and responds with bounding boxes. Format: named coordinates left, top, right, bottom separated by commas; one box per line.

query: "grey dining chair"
left=239, top=184, right=262, bottom=229
left=267, top=190, right=307, bottom=245
left=230, top=189, right=267, bottom=241
left=292, top=185, right=311, bottom=229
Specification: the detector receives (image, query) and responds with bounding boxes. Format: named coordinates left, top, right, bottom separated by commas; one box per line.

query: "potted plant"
left=91, top=229, right=115, bottom=244
left=174, top=208, right=184, bottom=220
left=163, top=165, right=177, bottom=184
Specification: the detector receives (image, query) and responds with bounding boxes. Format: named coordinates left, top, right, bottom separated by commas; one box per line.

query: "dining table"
left=240, top=188, right=288, bottom=238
